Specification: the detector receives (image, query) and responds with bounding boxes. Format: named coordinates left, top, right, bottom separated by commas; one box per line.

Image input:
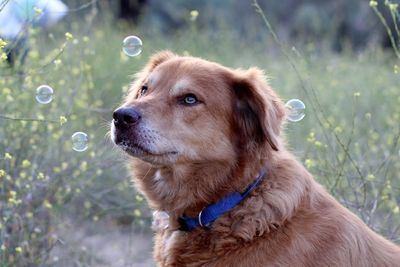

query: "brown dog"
left=111, top=51, right=400, bottom=266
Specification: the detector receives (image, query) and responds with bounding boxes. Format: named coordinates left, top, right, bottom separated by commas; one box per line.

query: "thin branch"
left=253, top=0, right=365, bottom=182
left=0, top=114, right=60, bottom=124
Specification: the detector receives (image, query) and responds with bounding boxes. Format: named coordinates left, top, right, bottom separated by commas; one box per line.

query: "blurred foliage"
left=131, top=0, right=400, bottom=51
left=61, top=0, right=400, bottom=50
left=0, top=0, right=399, bottom=266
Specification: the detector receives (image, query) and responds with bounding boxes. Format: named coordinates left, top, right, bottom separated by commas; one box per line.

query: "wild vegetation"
left=0, top=0, right=399, bottom=266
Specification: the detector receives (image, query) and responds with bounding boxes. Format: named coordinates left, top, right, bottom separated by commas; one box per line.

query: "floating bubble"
left=285, top=99, right=306, bottom=122
left=71, top=132, right=88, bottom=152
left=122, top=36, right=143, bottom=57
left=36, top=85, right=53, bottom=104
left=152, top=210, right=169, bottom=231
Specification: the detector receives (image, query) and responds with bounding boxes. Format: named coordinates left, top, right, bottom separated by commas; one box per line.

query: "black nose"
left=113, top=107, right=142, bottom=128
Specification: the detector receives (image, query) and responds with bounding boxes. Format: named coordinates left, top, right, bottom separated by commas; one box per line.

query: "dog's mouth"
left=111, top=122, right=178, bottom=161
left=116, top=140, right=178, bottom=158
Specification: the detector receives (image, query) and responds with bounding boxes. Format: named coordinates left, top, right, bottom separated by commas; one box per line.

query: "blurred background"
left=0, top=0, right=399, bottom=266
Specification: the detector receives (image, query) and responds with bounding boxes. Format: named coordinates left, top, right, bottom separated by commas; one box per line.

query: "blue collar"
left=178, top=168, right=268, bottom=232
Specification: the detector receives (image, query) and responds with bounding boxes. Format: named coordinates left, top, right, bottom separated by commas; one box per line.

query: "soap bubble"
left=152, top=210, right=169, bottom=230
left=71, top=132, right=88, bottom=152
left=122, top=36, right=142, bottom=57
left=36, top=85, right=53, bottom=104
left=285, top=99, right=306, bottom=122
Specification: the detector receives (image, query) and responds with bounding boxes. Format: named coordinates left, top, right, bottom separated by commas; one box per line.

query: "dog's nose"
left=113, top=107, right=142, bottom=128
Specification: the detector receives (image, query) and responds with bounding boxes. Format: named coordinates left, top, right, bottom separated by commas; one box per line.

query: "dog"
left=111, top=51, right=400, bottom=266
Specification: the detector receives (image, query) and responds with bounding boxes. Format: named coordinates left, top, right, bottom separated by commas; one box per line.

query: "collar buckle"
left=178, top=168, right=268, bottom=232
left=198, top=209, right=209, bottom=228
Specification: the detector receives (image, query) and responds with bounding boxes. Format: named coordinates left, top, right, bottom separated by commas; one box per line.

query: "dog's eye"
left=140, top=85, right=148, bottom=96
left=181, top=94, right=198, bottom=106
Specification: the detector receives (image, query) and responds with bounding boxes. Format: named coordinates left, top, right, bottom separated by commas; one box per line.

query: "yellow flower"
left=133, top=209, right=141, bottom=217
left=65, top=32, right=74, bottom=41
left=53, top=59, right=62, bottom=65
left=314, top=141, right=322, bottom=147
left=0, top=52, right=7, bottom=61
left=37, top=172, right=45, bottom=180
left=61, top=162, right=68, bottom=170
left=33, top=6, right=43, bottom=15
left=0, top=169, right=6, bottom=177
left=15, top=247, right=22, bottom=253
left=22, top=159, right=31, bottom=168
left=3, top=87, right=11, bottom=95
left=190, top=10, right=199, bottom=21
left=59, top=116, right=68, bottom=126
left=305, top=159, right=316, bottom=168
left=334, top=126, right=343, bottom=134
left=84, top=201, right=92, bottom=209
left=80, top=161, right=88, bottom=171
left=43, top=199, right=53, bottom=209
left=393, top=206, right=399, bottom=214
left=0, top=38, right=7, bottom=48
left=369, top=0, right=378, bottom=7
left=135, top=195, right=144, bottom=202
left=389, top=3, right=398, bottom=12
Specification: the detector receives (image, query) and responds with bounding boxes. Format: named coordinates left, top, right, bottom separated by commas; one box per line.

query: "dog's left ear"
left=230, top=68, right=285, bottom=151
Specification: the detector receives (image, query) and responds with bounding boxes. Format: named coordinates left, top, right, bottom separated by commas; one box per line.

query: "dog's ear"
left=230, top=68, right=285, bottom=151
left=144, top=50, right=176, bottom=72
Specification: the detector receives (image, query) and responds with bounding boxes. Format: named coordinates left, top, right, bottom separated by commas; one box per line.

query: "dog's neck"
left=130, top=147, right=314, bottom=238
left=130, top=150, right=270, bottom=220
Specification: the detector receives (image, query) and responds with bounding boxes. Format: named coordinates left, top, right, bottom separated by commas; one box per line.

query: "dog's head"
left=111, top=51, right=285, bottom=166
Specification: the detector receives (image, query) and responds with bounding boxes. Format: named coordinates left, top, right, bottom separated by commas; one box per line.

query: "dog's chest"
left=156, top=229, right=225, bottom=266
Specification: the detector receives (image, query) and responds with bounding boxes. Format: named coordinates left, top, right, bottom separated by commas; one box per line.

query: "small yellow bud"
left=369, top=0, right=378, bottom=7
left=65, top=32, right=74, bottom=41
left=190, top=10, right=199, bottom=21
left=133, top=209, right=141, bottom=217
left=59, top=116, right=68, bottom=126
left=393, top=206, right=399, bottom=214
left=37, top=172, right=45, bottom=180
left=305, top=159, right=316, bottom=168
left=43, top=199, right=53, bottom=209
left=0, top=52, right=7, bottom=61
left=367, top=174, right=375, bottom=181
left=22, top=159, right=31, bottom=168
left=0, top=38, right=7, bottom=48
left=389, top=3, right=398, bottom=12
left=33, top=6, right=43, bottom=15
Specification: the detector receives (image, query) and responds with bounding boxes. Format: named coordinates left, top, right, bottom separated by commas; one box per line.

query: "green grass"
left=0, top=11, right=399, bottom=266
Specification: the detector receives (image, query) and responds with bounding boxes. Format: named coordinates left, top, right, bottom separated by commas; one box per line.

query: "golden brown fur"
left=111, top=51, right=400, bottom=266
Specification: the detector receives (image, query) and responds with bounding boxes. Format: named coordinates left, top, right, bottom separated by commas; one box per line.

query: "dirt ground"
left=51, top=218, right=155, bottom=267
